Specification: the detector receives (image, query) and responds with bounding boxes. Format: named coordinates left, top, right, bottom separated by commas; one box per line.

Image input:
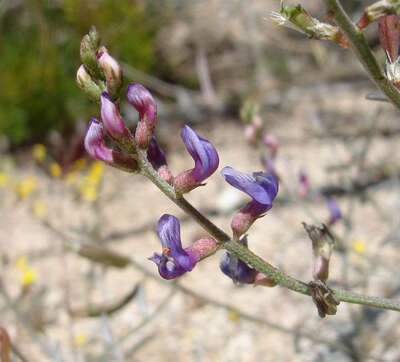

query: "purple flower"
left=147, top=136, right=167, bottom=170
left=149, top=214, right=199, bottom=280
left=97, top=48, right=123, bottom=100
left=126, top=83, right=157, bottom=126
left=126, top=83, right=157, bottom=148
left=221, top=167, right=278, bottom=216
left=84, top=118, right=114, bottom=163
left=173, top=126, right=219, bottom=194
left=84, top=118, right=137, bottom=172
left=100, top=92, right=127, bottom=140
left=219, top=237, right=257, bottom=284
left=221, top=167, right=278, bottom=236
left=326, top=198, right=342, bottom=226
left=220, top=252, right=256, bottom=284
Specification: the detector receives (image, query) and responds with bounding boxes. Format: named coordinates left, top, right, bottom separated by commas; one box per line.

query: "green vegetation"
left=0, top=0, right=157, bottom=145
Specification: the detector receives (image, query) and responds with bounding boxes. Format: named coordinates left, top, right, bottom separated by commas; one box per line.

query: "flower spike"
left=221, top=167, right=278, bottom=237
left=149, top=214, right=199, bottom=280
left=174, top=126, right=219, bottom=194
left=84, top=118, right=137, bottom=172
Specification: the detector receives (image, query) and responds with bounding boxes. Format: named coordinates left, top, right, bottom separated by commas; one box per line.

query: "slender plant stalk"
left=323, top=0, right=400, bottom=111
left=135, top=146, right=400, bottom=312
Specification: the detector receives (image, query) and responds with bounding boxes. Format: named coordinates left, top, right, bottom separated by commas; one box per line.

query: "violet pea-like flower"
left=149, top=214, right=199, bottom=280
left=173, top=125, right=219, bottom=194
left=220, top=253, right=257, bottom=284
left=221, top=166, right=278, bottom=237
left=84, top=118, right=137, bottom=172
left=100, top=92, right=134, bottom=150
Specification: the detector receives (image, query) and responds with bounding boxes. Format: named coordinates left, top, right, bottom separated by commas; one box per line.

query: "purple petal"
left=84, top=118, right=113, bottom=163
left=147, top=136, right=167, bottom=169
left=181, top=125, right=219, bottom=182
left=157, top=214, right=196, bottom=272
left=126, top=83, right=157, bottom=125
left=221, top=167, right=278, bottom=206
left=100, top=92, right=126, bottom=138
left=148, top=253, right=187, bottom=280
left=219, top=252, right=256, bottom=284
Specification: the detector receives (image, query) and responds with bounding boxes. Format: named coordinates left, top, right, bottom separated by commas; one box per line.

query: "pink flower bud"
left=97, top=47, right=123, bottom=100
left=84, top=118, right=137, bottom=172
left=126, top=83, right=157, bottom=148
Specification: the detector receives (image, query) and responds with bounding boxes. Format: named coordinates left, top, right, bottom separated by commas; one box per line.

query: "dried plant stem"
left=136, top=148, right=400, bottom=312
left=323, top=0, right=400, bottom=110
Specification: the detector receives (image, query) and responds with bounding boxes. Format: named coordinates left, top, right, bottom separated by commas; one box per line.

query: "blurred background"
left=1, top=0, right=400, bottom=361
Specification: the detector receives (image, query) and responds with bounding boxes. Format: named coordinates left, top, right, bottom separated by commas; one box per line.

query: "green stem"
left=323, top=0, right=400, bottom=111
left=137, top=149, right=230, bottom=242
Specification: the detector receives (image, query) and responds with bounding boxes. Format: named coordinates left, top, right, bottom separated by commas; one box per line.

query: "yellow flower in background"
left=70, top=158, right=86, bottom=172
left=0, top=172, right=8, bottom=187
left=352, top=239, right=366, bottom=254
left=87, top=161, right=104, bottom=185
left=79, top=184, right=98, bottom=202
left=33, top=200, right=46, bottom=218
left=33, top=144, right=46, bottom=163
left=65, top=172, right=77, bottom=185
left=15, top=176, right=37, bottom=199
left=74, top=332, right=88, bottom=348
left=20, top=267, right=37, bottom=286
left=15, top=256, right=37, bottom=286
left=49, top=162, right=62, bottom=179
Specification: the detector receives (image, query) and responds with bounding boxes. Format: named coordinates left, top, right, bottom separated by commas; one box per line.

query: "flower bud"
left=126, top=83, right=157, bottom=148
left=97, top=47, right=123, bottom=100
left=76, top=65, right=102, bottom=102
left=100, top=92, right=135, bottom=152
left=147, top=137, right=173, bottom=184
left=357, top=1, right=400, bottom=30
left=80, top=32, right=104, bottom=81
left=84, top=118, right=137, bottom=172
left=379, top=14, right=400, bottom=62
left=303, top=223, right=335, bottom=283
left=271, top=6, right=349, bottom=48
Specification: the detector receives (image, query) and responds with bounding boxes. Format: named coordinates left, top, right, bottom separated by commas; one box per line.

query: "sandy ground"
left=1, top=81, right=400, bottom=361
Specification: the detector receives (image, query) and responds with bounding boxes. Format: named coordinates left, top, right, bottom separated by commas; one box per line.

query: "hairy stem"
left=323, top=0, right=400, bottom=110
